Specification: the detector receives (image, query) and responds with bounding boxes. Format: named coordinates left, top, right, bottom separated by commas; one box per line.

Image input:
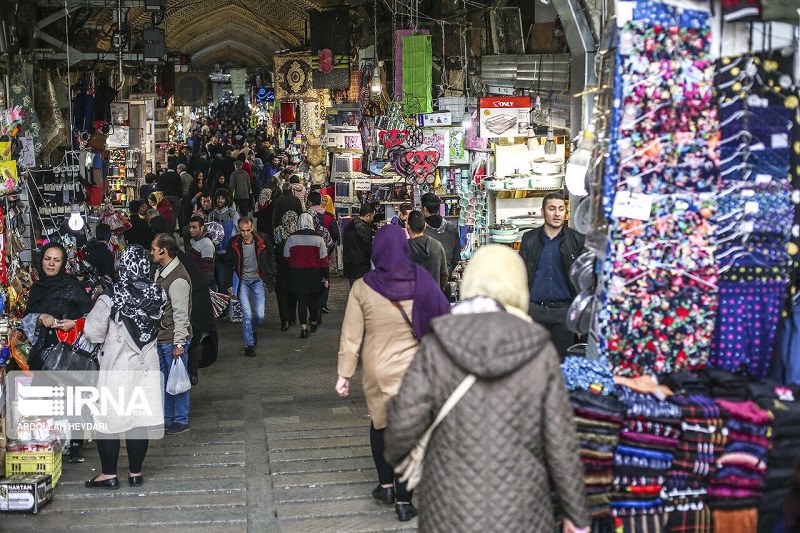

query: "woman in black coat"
left=22, top=242, right=93, bottom=462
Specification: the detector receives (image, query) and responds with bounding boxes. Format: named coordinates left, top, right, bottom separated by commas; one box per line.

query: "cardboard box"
left=0, top=474, right=53, bottom=513
left=526, top=22, right=568, bottom=54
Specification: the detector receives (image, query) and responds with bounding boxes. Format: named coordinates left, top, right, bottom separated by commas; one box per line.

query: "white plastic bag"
left=166, top=358, right=191, bottom=395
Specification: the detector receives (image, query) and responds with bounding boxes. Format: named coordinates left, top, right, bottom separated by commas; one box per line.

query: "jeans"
left=158, top=340, right=192, bottom=426
left=238, top=278, right=265, bottom=347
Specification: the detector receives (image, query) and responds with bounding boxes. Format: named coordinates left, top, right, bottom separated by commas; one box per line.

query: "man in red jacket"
left=225, top=217, right=277, bottom=356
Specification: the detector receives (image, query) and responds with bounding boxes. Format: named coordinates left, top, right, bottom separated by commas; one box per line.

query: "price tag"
left=744, top=201, right=760, bottom=214
left=611, top=191, right=654, bottom=221
left=771, top=133, right=789, bottom=149
left=353, top=179, right=371, bottom=191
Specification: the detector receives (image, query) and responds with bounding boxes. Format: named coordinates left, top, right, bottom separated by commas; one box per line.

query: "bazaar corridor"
left=2, top=277, right=414, bottom=532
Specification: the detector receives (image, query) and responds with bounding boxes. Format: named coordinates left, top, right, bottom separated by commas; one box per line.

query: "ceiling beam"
left=35, top=0, right=144, bottom=6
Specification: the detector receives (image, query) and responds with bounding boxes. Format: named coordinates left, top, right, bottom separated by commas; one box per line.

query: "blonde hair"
left=460, top=244, right=531, bottom=321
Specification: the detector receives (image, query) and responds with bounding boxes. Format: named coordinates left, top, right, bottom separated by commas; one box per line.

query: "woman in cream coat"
left=83, top=245, right=166, bottom=489
left=335, top=224, right=449, bottom=522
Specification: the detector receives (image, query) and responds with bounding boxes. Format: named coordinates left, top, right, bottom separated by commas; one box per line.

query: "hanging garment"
left=773, top=297, right=800, bottom=385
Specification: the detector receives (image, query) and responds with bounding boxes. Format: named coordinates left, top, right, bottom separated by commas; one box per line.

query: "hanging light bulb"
left=370, top=63, right=382, bottom=93
left=67, top=205, right=85, bottom=231
left=544, top=127, right=557, bottom=155
left=461, top=107, right=471, bottom=129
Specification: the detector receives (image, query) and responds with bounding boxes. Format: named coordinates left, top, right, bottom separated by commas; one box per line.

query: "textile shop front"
left=552, top=2, right=800, bottom=533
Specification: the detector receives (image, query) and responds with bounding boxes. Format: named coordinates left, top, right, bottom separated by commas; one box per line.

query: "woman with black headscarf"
left=83, top=245, right=166, bottom=489
left=21, top=241, right=93, bottom=461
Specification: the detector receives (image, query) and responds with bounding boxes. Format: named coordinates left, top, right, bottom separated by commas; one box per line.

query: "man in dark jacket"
left=421, top=193, right=461, bottom=275
left=176, top=249, right=218, bottom=387
left=342, top=203, right=376, bottom=285
left=407, top=210, right=448, bottom=289
left=226, top=217, right=277, bottom=357
left=271, top=181, right=303, bottom=230
left=519, top=192, right=585, bottom=357
left=123, top=200, right=155, bottom=249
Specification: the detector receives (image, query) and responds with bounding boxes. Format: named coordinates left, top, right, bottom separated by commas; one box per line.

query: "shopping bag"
left=165, top=357, right=191, bottom=395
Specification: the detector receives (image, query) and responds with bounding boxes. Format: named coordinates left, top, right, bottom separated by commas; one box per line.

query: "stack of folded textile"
left=610, top=386, right=683, bottom=529
left=701, top=369, right=749, bottom=401
left=747, top=382, right=800, bottom=532
left=662, top=394, right=724, bottom=532
left=561, top=355, right=624, bottom=526
left=707, top=398, right=772, bottom=529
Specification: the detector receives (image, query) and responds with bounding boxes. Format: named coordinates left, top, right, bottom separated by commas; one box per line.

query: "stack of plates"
left=489, top=223, right=520, bottom=243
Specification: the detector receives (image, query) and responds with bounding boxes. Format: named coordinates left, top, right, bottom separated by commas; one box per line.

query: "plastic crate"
left=6, top=451, right=62, bottom=487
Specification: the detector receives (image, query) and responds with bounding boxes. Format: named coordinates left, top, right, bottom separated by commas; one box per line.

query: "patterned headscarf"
left=109, top=245, right=167, bottom=351
left=274, top=211, right=298, bottom=244
left=256, top=187, right=273, bottom=210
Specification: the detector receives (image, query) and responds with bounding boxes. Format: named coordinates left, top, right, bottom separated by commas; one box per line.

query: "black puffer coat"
left=385, top=312, right=589, bottom=532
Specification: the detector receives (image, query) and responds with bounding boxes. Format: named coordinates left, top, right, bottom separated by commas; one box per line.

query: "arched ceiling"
left=127, top=0, right=344, bottom=68
left=29, top=0, right=344, bottom=69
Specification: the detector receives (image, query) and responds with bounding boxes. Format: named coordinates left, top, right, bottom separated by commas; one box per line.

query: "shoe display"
left=189, top=372, right=199, bottom=386
left=244, top=346, right=256, bottom=357
left=85, top=476, right=120, bottom=490
left=128, top=475, right=144, bottom=486
left=310, top=322, right=318, bottom=333
left=165, top=423, right=190, bottom=435
left=395, top=503, right=418, bottom=522
left=371, top=484, right=395, bottom=505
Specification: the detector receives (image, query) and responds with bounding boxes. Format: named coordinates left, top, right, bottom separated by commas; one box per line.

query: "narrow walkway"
left=3, top=278, right=417, bottom=532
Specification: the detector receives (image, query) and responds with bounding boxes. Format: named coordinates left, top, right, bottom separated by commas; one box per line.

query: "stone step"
left=273, top=480, right=374, bottom=503
left=52, top=478, right=247, bottom=496
left=269, top=426, right=368, bottom=441
left=279, top=513, right=417, bottom=533
left=272, top=468, right=376, bottom=488
left=268, top=434, right=367, bottom=451
left=269, top=445, right=371, bottom=462
left=5, top=506, right=248, bottom=529
left=48, top=491, right=246, bottom=512
left=269, top=456, right=374, bottom=474
left=59, top=464, right=247, bottom=482
left=278, top=497, right=406, bottom=519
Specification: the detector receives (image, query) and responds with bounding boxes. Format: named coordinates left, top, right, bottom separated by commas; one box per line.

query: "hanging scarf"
left=362, top=224, right=450, bottom=339
left=274, top=210, right=298, bottom=244
left=106, top=245, right=166, bottom=351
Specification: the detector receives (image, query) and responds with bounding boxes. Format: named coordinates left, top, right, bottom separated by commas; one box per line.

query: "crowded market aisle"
left=1, top=277, right=415, bottom=532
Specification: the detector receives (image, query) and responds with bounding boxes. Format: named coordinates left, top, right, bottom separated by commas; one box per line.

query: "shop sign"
left=418, top=111, right=452, bottom=127
left=478, top=96, right=531, bottom=139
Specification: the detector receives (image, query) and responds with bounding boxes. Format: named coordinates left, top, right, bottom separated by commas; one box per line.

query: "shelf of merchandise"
left=107, top=148, right=139, bottom=207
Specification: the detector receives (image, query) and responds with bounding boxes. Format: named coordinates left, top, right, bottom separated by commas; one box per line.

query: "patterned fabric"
left=274, top=210, right=298, bottom=244
left=561, top=355, right=617, bottom=395
left=663, top=506, right=711, bottom=532
left=107, top=245, right=166, bottom=350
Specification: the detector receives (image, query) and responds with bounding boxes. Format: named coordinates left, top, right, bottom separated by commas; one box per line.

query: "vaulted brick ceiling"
left=128, top=0, right=343, bottom=67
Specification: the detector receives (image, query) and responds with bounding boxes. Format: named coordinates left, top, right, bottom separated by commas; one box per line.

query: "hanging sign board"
left=478, top=96, right=531, bottom=139
left=418, top=111, right=452, bottom=127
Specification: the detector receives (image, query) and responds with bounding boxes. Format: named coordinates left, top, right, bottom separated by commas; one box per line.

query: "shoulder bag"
left=394, top=374, right=476, bottom=490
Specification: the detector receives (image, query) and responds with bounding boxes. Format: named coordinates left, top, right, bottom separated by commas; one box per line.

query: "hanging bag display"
left=394, top=374, right=476, bottom=490
left=86, top=130, right=107, bottom=151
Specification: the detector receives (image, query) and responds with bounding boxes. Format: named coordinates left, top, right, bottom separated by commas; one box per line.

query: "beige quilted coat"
left=385, top=311, right=589, bottom=532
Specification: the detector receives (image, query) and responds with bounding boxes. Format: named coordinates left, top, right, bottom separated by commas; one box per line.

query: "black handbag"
left=29, top=335, right=100, bottom=372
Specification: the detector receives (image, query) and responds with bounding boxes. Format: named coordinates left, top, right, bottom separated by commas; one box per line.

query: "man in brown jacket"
left=152, top=233, right=193, bottom=435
